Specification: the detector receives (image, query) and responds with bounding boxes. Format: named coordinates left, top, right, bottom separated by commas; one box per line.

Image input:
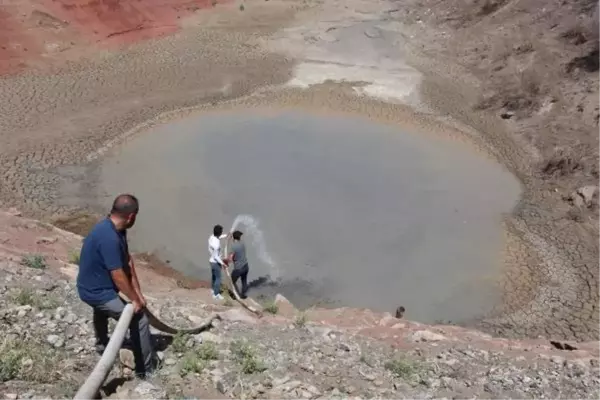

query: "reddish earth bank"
left=0, top=0, right=228, bottom=74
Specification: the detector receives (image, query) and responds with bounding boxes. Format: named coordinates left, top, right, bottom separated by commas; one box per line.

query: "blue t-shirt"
left=77, top=217, right=130, bottom=305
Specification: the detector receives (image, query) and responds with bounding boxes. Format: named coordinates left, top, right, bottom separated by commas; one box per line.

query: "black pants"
left=231, top=264, right=249, bottom=297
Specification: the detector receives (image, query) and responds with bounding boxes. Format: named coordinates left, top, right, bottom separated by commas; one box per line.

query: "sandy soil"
left=0, top=0, right=597, bottom=341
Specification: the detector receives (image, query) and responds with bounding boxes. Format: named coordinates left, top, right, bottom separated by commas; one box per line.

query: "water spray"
left=230, top=214, right=280, bottom=280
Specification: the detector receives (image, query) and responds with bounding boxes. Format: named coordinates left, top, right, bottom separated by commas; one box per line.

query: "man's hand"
left=132, top=300, right=143, bottom=314
left=137, top=293, right=147, bottom=308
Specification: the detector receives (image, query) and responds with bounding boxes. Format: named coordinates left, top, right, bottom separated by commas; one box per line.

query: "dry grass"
left=230, top=340, right=267, bottom=374
left=171, top=332, right=189, bottom=354
left=21, top=254, right=46, bottom=270
left=12, top=288, right=59, bottom=310
left=384, top=356, right=423, bottom=380
left=294, top=312, right=308, bottom=328
left=262, top=301, right=278, bottom=315
left=68, top=250, right=80, bottom=265
left=0, top=337, right=62, bottom=383
left=179, top=342, right=220, bottom=376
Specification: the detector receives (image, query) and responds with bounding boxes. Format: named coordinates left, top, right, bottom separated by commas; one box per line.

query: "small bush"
left=179, top=353, right=207, bottom=376
left=196, top=342, right=219, bottom=361
left=263, top=301, right=278, bottom=314
left=178, top=342, right=219, bottom=376
left=0, top=337, right=60, bottom=383
left=294, top=312, right=307, bottom=328
left=68, top=250, right=80, bottom=265
left=230, top=340, right=267, bottom=374
left=171, top=332, right=188, bottom=353
left=384, top=357, right=421, bottom=379
left=21, top=254, right=46, bottom=269
left=12, top=288, right=58, bottom=310
left=14, top=288, right=35, bottom=306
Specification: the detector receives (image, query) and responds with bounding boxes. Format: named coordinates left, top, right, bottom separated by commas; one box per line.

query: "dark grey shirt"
left=230, top=241, right=248, bottom=270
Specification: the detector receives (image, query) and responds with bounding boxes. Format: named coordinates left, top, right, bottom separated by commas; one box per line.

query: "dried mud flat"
left=0, top=0, right=598, bottom=343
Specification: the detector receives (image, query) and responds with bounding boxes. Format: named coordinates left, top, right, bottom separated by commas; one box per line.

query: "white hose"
left=74, top=304, right=134, bottom=400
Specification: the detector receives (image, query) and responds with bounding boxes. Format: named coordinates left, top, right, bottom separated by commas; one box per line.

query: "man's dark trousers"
left=231, top=263, right=249, bottom=297
left=92, top=296, right=154, bottom=377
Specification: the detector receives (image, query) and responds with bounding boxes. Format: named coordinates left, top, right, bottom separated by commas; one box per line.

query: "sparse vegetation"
left=68, top=250, right=80, bottom=265
left=196, top=342, right=219, bottom=361
left=223, top=292, right=234, bottom=307
left=21, top=254, right=46, bottom=269
left=179, top=352, right=207, bottom=376
left=384, top=356, right=422, bottom=379
left=230, top=340, right=267, bottom=374
left=294, top=312, right=307, bottom=328
left=360, top=353, right=374, bottom=367
left=0, top=337, right=61, bottom=383
left=263, top=301, right=278, bottom=314
left=179, top=342, right=220, bottom=376
left=12, top=288, right=58, bottom=310
left=171, top=332, right=188, bottom=353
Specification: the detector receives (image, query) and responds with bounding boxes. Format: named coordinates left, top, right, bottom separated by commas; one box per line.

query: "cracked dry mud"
left=0, top=0, right=598, bottom=343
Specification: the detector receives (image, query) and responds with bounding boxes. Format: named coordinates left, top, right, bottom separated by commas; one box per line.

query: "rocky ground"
left=0, top=210, right=599, bottom=399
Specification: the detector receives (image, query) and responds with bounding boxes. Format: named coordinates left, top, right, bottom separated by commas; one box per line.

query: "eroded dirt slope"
left=0, top=0, right=229, bottom=74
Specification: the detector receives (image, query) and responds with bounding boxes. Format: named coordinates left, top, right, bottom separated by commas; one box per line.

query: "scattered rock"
left=7, top=208, right=22, bottom=217
left=220, top=308, right=258, bottom=324
left=46, top=334, right=64, bottom=348
left=165, top=357, right=176, bottom=366
left=119, top=348, right=135, bottom=369
left=36, top=237, right=58, bottom=245
left=274, top=293, right=297, bottom=316
left=364, top=27, right=381, bottom=38
left=572, top=185, right=599, bottom=208
left=198, top=331, right=222, bottom=344
left=134, top=381, right=166, bottom=398
left=410, top=330, right=448, bottom=342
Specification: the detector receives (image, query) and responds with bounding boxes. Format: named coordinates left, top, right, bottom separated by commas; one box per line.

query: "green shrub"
left=21, top=254, right=46, bottom=269
left=230, top=340, right=267, bottom=374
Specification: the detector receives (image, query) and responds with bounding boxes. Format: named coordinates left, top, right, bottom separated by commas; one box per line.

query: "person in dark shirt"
left=76, top=194, right=155, bottom=378
left=227, top=230, right=250, bottom=299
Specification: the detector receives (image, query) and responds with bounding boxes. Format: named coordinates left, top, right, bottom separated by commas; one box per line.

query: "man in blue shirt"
left=77, top=194, right=155, bottom=378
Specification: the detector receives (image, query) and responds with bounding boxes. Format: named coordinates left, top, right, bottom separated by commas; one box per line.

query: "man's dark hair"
left=213, top=225, right=223, bottom=237
left=232, top=230, right=243, bottom=240
left=110, top=194, right=139, bottom=217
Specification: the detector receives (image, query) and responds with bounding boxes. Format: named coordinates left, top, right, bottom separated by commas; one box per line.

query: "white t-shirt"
left=208, top=234, right=227, bottom=265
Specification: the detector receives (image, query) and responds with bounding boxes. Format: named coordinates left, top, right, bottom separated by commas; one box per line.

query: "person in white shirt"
left=208, top=224, right=230, bottom=300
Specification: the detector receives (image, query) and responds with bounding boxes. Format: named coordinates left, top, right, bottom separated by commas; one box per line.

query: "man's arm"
left=110, top=268, right=142, bottom=309
left=100, top=237, right=142, bottom=312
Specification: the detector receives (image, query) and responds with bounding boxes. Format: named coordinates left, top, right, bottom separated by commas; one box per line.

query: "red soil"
left=0, top=7, right=40, bottom=75
left=0, top=0, right=227, bottom=75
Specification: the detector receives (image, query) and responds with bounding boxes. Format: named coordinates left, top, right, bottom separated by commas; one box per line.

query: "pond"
left=97, top=109, right=521, bottom=323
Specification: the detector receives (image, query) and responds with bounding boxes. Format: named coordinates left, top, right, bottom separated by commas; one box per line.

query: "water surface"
left=97, top=109, right=521, bottom=323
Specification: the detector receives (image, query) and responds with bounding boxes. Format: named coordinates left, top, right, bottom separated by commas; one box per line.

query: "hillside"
left=0, top=209, right=598, bottom=398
